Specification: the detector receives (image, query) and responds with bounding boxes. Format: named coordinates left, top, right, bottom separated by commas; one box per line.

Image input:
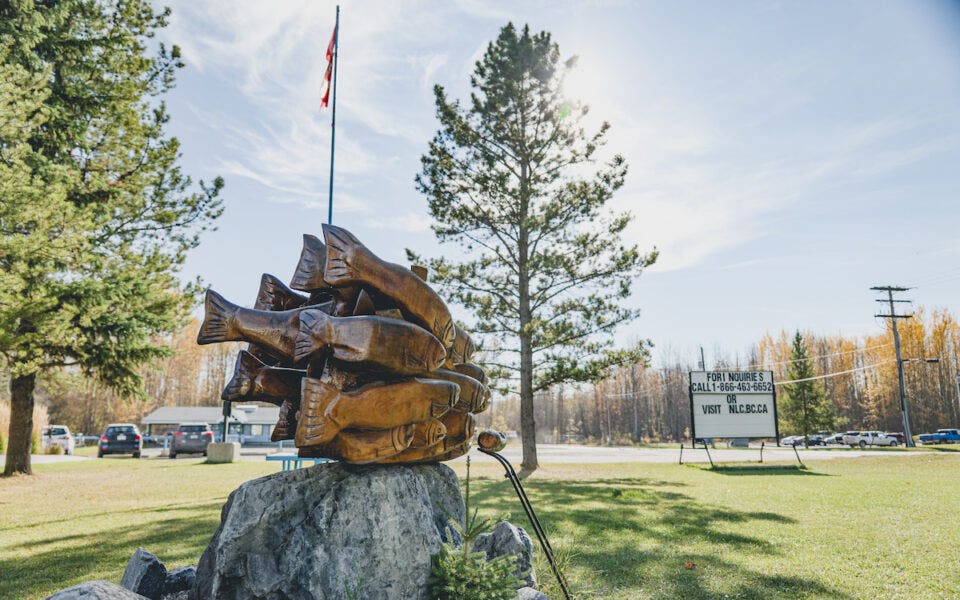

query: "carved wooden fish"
left=426, top=369, right=490, bottom=413
left=198, top=289, right=312, bottom=363
left=295, top=376, right=457, bottom=446
left=220, top=350, right=304, bottom=405
left=294, top=309, right=446, bottom=373
left=320, top=425, right=414, bottom=463
left=322, top=224, right=456, bottom=348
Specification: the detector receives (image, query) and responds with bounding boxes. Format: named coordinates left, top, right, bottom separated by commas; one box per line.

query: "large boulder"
left=195, top=462, right=464, bottom=600
left=46, top=580, right=148, bottom=599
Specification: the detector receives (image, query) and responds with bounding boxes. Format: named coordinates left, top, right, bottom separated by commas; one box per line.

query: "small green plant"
left=0, top=434, right=5, bottom=453
left=30, top=432, right=40, bottom=455
left=428, top=457, right=526, bottom=600
left=45, top=445, right=63, bottom=455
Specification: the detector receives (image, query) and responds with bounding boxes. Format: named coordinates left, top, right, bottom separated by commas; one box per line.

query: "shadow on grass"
left=0, top=509, right=220, bottom=599
left=707, top=466, right=832, bottom=477
left=471, top=475, right=851, bottom=600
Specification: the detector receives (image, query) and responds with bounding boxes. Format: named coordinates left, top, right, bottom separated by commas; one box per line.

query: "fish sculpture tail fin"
left=221, top=350, right=262, bottom=401
left=197, top=289, right=240, bottom=345
left=256, top=273, right=306, bottom=311
left=297, top=377, right=341, bottom=446
left=293, top=309, right=327, bottom=362
left=321, top=223, right=363, bottom=286
left=290, top=234, right=328, bottom=292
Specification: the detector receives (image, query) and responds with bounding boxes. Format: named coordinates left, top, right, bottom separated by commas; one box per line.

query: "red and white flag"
left=320, top=24, right=337, bottom=109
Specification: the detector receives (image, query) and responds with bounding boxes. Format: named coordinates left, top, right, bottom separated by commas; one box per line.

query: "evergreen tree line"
left=4, top=308, right=957, bottom=443
left=476, top=307, right=960, bottom=442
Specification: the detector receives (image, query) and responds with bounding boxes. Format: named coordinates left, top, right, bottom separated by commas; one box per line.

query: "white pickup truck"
left=842, top=431, right=899, bottom=448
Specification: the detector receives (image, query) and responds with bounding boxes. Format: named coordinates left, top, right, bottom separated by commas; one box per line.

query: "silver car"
left=170, top=423, right=214, bottom=458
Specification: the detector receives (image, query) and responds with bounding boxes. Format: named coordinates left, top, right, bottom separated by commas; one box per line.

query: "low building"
left=140, top=404, right=280, bottom=444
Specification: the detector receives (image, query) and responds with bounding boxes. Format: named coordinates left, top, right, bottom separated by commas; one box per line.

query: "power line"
left=745, top=343, right=893, bottom=370
left=774, top=359, right=896, bottom=386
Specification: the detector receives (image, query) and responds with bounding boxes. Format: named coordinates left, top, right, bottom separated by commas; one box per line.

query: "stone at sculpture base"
left=119, top=548, right=166, bottom=599
left=205, top=442, right=240, bottom=463
left=473, top=520, right=537, bottom=588
left=194, top=462, right=464, bottom=600
left=46, top=580, right=148, bottom=599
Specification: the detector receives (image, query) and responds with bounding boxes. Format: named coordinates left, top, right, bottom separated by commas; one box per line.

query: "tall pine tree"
left=414, top=24, right=657, bottom=470
left=0, top=1, right=223, bottom=475
left=780, top=331, right=836, bottom=443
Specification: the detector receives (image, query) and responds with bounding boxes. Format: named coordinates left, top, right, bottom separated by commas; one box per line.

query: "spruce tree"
left=780, top=331, right=836, bottom=444
left=415, top=23, right=657, bottom=470
left=0, top=1, right=223, bottom=475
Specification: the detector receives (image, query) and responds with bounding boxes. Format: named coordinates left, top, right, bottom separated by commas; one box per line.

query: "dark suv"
left=98, top=423, right=142, bottom=458
left=170, top=423, right=214, bottom=458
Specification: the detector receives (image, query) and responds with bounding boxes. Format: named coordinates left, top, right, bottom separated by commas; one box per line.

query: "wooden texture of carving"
left=198, top=225, right=489, bottom=464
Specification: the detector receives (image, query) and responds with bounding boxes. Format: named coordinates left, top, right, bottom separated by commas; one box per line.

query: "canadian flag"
left=320, top=25, right=337, bottom=109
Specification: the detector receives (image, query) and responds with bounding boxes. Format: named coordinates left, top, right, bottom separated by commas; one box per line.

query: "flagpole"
left=327, top=5, right=340, bottom=225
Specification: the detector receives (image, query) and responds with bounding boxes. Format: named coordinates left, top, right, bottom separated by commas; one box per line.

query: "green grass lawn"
left=1, top=454, right=957, bottom=599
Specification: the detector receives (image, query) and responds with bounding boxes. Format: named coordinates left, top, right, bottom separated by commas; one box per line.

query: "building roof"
left=141, top=405, right=280, bottom=425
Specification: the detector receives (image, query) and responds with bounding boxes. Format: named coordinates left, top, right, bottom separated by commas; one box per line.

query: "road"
left=3, top=443, right=937, bottom=467
left=450, top=443, right=935, bottom=464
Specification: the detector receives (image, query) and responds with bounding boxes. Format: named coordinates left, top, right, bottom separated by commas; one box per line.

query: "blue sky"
left=159, top=0, right=960, bottom=367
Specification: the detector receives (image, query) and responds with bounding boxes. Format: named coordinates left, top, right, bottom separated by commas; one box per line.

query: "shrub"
left=31, top=432, right=40, bottom=454
left=428, top=457, right=525, bottom=600
left=45, top=445, right=63, bottom=455
left=0, top=434, right=5, bottom=454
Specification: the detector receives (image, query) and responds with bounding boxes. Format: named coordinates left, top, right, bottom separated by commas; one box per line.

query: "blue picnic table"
left=266, top=454, right=333, bottom=471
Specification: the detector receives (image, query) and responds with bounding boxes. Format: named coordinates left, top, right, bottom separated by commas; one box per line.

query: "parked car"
left=41, top=425, right=75, bottom=455
left=780, top=435, right=803, bottom=446
left=98, top=423, right=142, bottom=458
left=917, top=429, right=960, bottom=445
left=823, top=433, right=845, bottom=445
left=845, top=431, right=899, bottom=448
left=170, top=423, right=214, bottom=458
left=885, top=432, right=906, bottom=445
left=805, top=434, right=826, bottom=446
left=840, top=431, right=863, bottom=446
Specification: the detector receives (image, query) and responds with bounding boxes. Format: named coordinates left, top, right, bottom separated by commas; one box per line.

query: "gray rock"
left=473, top=521, right=537, bottom=587
left=120, top=548, right=167, bottom=600
left=46, top=580, right=149, bottom=599
left=160, top=592, right=189, bottom=600
left=195, top=462, right=465, bottom=600
left=162, top=566, right=195, bottom=596
left=517, top=586, right=549, bottom=600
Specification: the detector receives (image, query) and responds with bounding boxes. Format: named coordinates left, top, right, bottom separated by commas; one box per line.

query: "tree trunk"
left=518, top=152, right=537, bottom=471
left=4, top=372, right=36, bottom=476
left=519, top=330, right=538, bottom=471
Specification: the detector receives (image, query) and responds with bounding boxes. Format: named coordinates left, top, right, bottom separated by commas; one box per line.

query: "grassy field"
left=1, top=454, right=957, bottom=599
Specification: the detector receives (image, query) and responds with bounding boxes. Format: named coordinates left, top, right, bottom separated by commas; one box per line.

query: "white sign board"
left=689, top=371, right=778, bottom=439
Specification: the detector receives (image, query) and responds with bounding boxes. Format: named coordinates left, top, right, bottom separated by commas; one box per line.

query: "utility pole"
left=872, top=286, right=915, bottom=447
left=699, top=346, right=706, bottom=371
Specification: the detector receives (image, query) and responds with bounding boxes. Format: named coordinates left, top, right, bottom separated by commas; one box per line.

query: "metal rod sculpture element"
left=759, top=441, right=765, bottom=464
left=476, top=430, right=572, bottom=600
left=793, top=443, right=805, bottom=468
left=679, top=443, right=684, bottom=465
left=327, top=5, right=340, bottom=225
